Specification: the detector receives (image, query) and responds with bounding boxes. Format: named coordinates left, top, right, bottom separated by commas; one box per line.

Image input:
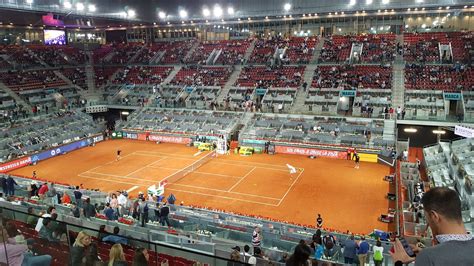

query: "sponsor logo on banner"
left=0, top=157, right=32, bottom=173
left=123, top=132, right=138, bottom=140
left=455, top=125, right=473, bottom=138
left=148, top=135, right=192, bottom=144
left=93, top=135, right=104, bottom=143
left=275, top=146, right=346, bottom=159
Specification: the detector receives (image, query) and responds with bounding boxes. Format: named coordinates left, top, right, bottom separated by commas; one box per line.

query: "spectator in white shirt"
left=35, top=206, right=55, bottom=232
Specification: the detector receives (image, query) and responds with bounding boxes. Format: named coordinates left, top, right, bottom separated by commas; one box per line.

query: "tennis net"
left=160, top=150, right=216, bottom=186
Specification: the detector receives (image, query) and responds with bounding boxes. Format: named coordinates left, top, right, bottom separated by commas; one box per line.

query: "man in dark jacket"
left=6, top=176, right=18, bottom=196
left=342, top=235, right=357, bottom=264
left=0, top=176, right=6, bottom=194
left=160, top=202, right=170, bottom=227
left=83, top=198, right=96, bottom=218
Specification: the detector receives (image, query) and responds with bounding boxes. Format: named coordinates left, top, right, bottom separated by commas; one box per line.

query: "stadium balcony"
left=241, top=113, right=389, bottom=149
left=170, top=66, right=232, bottom=88
left=27, top=45, right=86, bottom=67
left=249, top=37, right=317, bottom=64
left=0, top=88, right=16, bottom=112
left=0, top=70, right=66, bottom=92
left=261, top=88, right=298, bottom=113
left=0, top=111, right=103, bottom=163
left=423, top=139, right=474, bottom=233
left=0, top=45, right=42, bottom=68
left=403, top=32, right=472, bottom=63
left=234, top=66, right=305, bottom=88
left=186, top=40, right=250, bottom=65
left=121, top=108, right=239, bottom=136
left=353, top=89, right=392, bottom=118
left=17, top=86, right=82, bottom=112
left=404, top=90, right=446, bottom=121
left=185, top=87, right=221, bottom=110
left=311, top=65, right=392, bottom=90
left=112, top=66, right=173, bottom=85
left=320, top=34, right=395, bottom=63
left=405, top=64, right=474, bottom=92
left=463, top=91, right=474, bottom=122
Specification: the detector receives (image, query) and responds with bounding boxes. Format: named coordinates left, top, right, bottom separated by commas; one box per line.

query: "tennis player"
left=116, top=149, right=122, bottom=161
left=286, top=164, right=297, bottom=174
left=354, top=154, right=360, bottom=169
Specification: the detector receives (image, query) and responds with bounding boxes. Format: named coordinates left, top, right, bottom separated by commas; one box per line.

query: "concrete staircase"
left=127, top=46, right=146, bottom=64
left=383, top=119, right=396, bottom=141
left=0, top=82, right=33, bottom=112
left=26, top=48, right=48, bottom=67
left=53, top=70, right=87, bottom=94
left=85, top=51, right=95, bottom=91
left=243, top=39, right=257, bottom=62
left=162, top=66, right=182, bottom=85
left=217, top=65, right=243, bottom=102
left=392, top=34, right=405, bottom=109
left=311, top=37, right=325, bottom=63
left=290, top=64, right=316, bottom=113
left=184, top=41, right=200, bottom=62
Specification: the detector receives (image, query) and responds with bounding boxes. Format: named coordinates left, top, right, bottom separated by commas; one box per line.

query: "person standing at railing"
left=252, top=227, right=262, bottom=248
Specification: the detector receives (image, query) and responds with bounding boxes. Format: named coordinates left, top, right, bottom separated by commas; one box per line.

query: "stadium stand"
left=0, top=111, right=103, bottom=162
left=0, top=70, right=67, bottom=91
left=170, top=66, right=232, bottom=87
left=235, top=66, right=305, bottom=88
left=186, top=40, right=250, bottom=65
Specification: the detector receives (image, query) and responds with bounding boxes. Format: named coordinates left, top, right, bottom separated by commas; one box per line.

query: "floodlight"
left=179, top=9, right=188, bottom=19
left=88, top=4, right=96, bottom=12
left=64, top=1, right=72, bottom=9
left=213, top=5, right=223, bottom=18
left=349, top=0, right=356, bottom=6
left=202, top=8, right=210, bottom=17
left=227, top=7, right=234, bottom=15
left=127, top=9, right=136, bottom=18
left=366, top=0, right=373, bottom=4
left=158, top=11, right=166, bottom=19
left=76, top=2, right=84, bottom=11
left=284, top=3, right=291, bottom=11
left=26, top=0, right=33, bottom=4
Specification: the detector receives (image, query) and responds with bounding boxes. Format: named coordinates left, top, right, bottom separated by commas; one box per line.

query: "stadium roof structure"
left=0, top=0, right=472, bottom=25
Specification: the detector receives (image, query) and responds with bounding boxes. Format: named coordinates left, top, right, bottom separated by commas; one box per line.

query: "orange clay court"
left=9, top=139, right=391, bottom=234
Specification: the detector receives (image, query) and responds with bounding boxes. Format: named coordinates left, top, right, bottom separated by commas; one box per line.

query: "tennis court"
left=9, top=139, right=391, bottom=234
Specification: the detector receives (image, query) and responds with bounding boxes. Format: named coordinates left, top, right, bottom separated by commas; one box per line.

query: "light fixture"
left=26, top=0, right=33, bottom=4
left=265, top=16, right=269, bottom=19
left=227, top=7, right=234, bottom=15
left=213, top=5, right=223, bottom=18
left=349, top=0, right=356, bottom=6
left=88, top=4, right=96, bottom=12
left=284, top=3, right=291, bottom=11
left=446, top=6, right=450, bottom=9
left=248, top=17, right=251, bottom=21
left=382, top=0, right=389, bottom=4
left=433, top=130, right=446, bottom=134
left=366, top=0, right=373, bottom=4
left=202, top=8, right=210, bottom=17
left=76, top=2, right=84, bottom=11
left=158, top=11, right=166, bottom=19
left=179, top=9, right=188, bottom=19
left=127, top=9, right=136, bottom=18
left=404, top=128, right=418, bottom=133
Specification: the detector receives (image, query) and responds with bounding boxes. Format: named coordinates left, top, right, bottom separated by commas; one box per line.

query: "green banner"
left=111, top=131, right=123, bottom=139
left=443, top=92, right=461, bottom=101
left=256, top=88, right=267, bottom=96
left=339, top=90, right=356, bottom=97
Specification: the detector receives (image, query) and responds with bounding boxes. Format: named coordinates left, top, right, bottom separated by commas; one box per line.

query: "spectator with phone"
left=390, top=187, right=474, bottom=265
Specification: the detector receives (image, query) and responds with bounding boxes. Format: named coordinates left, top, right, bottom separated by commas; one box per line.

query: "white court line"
left=170, top=183, right=281, bottom=200
left=214, top=158, right=289, bottom=169
left=166, top=188, right=279, bottom=207
left=227, top=167, right=257, bottom=192
left=135, top=150, right=199, bottom=158
left=146, top=166, right=242, bottom=178
left=194, top=151, right=202, bottom=157
left=77, top=174, right=278, bottom=206
left=126, top=186, right=140, bottom=193
left=277, top=168, right=305, bottom=206
left=125, top=157, right=166, bottom=177
left=211, top=161, right=288, bottom=172
left=134, top=153, right=197, bottom=162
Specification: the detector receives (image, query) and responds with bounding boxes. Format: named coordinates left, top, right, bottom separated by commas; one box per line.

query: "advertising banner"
left=275, top=145, right=346, bottom=159
left=111, top=131, right=123, bottom=139
left=0, top=157, right=32, bottom=173
left=148, top=134, right=192, bottom=144
left=93, top=135, right=104, bottom=143
left=455, top=125, right=474, bottom=138
left=31, top=138, right=93, bottom=163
